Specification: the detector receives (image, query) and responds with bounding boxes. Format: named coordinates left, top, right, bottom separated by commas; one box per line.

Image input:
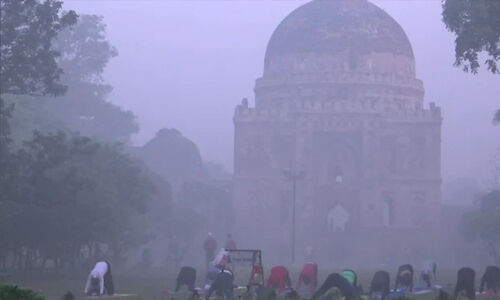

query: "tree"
left=45, top=14, right=138, bottom=142
left=442, top=0, right=500, bottom=74
left=0, top=0, right=77, bottom=96
left=3, top=131, right=155, bottom=270
left=5, top=14, right=138, bottom=144
left=459, top=190, right=500, bottom=264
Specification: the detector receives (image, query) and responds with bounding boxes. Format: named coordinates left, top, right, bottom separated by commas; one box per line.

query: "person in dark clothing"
left=454, top=267, right=475, bottom=300
left=205, top=268, right=234, bottom=300
left=175, top=266, right=197, bottom=292
left=203, top=233, right=217, bottom=268
left=394, top=264, right=414, bottom=292
left=480, top=265, right=500, bottom=294
left=60, top=291, right=75, bottom=300
left=311, top=273, right=357, bottom=300
left=436, top=290, right=450, bottom=300
left=369, top=270, right=390, bottom=299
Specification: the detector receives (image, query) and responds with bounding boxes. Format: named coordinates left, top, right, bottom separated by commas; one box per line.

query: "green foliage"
left=459, top=190, right=500, bottom=264
left=0, top=285, right=45, bottom=300
left=442, top=0, right=500, bottom=74
left=5, top=14, right=138, bottom=144
left=0, top=0, right=77, bottom=96
left=1, top=131, right=156, bottom=269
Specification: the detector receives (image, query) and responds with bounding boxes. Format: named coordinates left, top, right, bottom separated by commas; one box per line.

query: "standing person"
left=225, top=234, right=236, bottom=250
left=204, top=232, right=217, bottom=268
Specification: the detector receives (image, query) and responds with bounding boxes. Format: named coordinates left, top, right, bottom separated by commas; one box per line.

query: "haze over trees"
left=4, top=13, right=138, bottom=145
left=0, top=0, right=232, bottom=271
left=459, top=190, right=500, bottom=265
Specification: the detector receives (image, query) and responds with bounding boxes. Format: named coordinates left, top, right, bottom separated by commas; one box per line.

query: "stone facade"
left=233, top=0, right=442, bottom=264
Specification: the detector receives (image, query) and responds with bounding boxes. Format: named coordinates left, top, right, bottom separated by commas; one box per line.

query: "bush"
left=0, top=285, right=45, bottom=300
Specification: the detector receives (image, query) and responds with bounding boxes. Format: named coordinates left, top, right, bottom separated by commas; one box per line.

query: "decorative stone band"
left=255, top=72, right=424, bottom=91
left=233, top=102, right=442, bottom=124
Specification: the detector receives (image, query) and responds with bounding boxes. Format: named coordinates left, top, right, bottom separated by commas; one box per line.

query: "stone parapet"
left=233, top=101, right=442, bottom=124
left=255, top=72, right=424, bottom=91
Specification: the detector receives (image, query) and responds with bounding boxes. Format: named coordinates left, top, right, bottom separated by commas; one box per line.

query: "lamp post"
left=282, top=169, right=305, bottom=264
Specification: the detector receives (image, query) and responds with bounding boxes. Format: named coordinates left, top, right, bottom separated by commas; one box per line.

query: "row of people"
left=83, top=259, right=499, bottom=299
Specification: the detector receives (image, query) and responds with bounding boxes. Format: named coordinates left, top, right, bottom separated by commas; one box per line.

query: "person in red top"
left=203, top=232, right=217, bottom=268
left=297, top=263, right=318, bottom=293
left=267, top=265, right=292, bottom=293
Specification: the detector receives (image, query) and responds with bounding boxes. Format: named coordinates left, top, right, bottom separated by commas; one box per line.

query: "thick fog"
left=3, top=1, right=500, bottom=298
left=63, top=1, right=499, bottom=193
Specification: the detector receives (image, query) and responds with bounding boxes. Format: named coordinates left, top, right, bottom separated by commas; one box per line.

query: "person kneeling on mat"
left=84, top=261, right=114, bottom=296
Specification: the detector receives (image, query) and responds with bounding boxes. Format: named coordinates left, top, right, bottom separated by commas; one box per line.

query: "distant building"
left=233, top=0, right=443, bottom=264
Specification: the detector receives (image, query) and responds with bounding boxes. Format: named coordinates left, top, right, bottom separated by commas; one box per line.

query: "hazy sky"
left=64, top=0, right=499, bottom=186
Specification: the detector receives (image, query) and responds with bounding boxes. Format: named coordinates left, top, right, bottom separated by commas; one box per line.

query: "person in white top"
left=84, top=261, right=114, bottom=296
left=420, top=260, right=437, bottom=288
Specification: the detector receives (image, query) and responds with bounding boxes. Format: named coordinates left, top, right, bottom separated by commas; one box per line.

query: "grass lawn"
left=0, top=267, right=496, bottom=300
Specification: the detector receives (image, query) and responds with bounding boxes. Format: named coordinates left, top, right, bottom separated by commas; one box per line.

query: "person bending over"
left=84, top=261, right=114, bottom=296
left=311, top=273, right=358, bottom=300
left=297, top=263, right=318, bottom=293
left=420, top=260, right=437, bottom=288
left=454, top=267, right=475, bottom=300
left=267, top=266, right=292, bottom=293
left=206, top=268, right=234, bottom=300
left=394, top=264, right=414, bottom=292
left=479, top=265, right=500, bottom=294
left=369, top=270, right=390, bottom=299
left=176, top=266, right=197, bottom=292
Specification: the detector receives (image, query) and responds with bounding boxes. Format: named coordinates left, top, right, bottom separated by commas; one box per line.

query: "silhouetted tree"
left=6, top=14, right=138, bottom=144
left=2, top=132, right=155, bottom=271
left=442, top=0, right=500, bottom=74
left=0, top=0, right=77, bottom=96
left=459, top=190, right=500, bottom=264
left=442, top=0, right=500, bottom=125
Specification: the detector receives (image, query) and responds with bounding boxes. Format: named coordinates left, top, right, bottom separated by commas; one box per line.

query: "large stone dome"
left=264, top=0, right=416, bottom=78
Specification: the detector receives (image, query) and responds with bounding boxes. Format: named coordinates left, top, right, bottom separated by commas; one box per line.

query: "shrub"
left=0, top=285, right=45, bottom=300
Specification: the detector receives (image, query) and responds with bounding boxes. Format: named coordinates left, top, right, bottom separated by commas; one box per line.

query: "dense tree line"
left=1, top=0, right=233, bottom=272
left=0, top=0, right=156, bottom=272
left=460, top=190, right=500, bottom=265
left=0, top=131, right=155, bottom=271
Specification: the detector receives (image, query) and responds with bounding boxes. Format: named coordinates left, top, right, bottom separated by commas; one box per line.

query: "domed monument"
left=233, top=0, right=442, bottom=264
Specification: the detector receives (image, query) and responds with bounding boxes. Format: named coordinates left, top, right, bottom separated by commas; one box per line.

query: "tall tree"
left=442, top=0, right=500, bottom=124
left=5, top=14, right=138, bottom=144
left=459, top=190, right=500, bottom=264
left=7, top=131, right=155, bottom=269
left=442, top=0, right=500, bottom=74
left=0, top=0, right=77, bottom=96
left=46, top=14, right=138, bottom=142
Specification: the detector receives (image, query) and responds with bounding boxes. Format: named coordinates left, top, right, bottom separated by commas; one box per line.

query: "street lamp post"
left=282, top=169, right=305, bottom=264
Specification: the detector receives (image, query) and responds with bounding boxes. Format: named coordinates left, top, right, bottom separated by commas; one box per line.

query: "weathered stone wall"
left=232, top=0, right=444, bottom=265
